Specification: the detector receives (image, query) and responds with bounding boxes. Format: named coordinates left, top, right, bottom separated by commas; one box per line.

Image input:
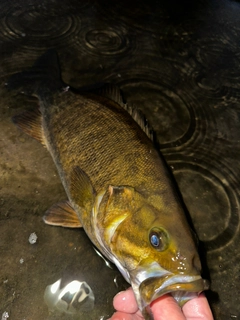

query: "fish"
left=7, top=50, right=209, bottom=319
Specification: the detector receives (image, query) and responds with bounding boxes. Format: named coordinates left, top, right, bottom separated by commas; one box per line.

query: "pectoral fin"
left=69, top=166, right=96, bottom=213
left=43, top=200, right=82, bottom=228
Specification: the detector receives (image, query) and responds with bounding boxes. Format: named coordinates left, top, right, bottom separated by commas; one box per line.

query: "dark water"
left=0, top=0, right=240, bottom=319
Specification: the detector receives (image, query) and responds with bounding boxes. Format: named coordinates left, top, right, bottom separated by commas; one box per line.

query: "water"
left=1, top=0, right=240, bottom=319
left=44, top=279, right=95, bottom=314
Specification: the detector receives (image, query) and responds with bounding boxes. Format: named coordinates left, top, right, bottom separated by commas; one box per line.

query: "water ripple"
left=170, top=157, right=240, bottom=252
left=82, top=27, right=131, bottom=56
left=0, top=4, right=82, bottom=50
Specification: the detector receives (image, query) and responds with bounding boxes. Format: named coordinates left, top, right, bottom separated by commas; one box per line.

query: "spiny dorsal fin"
left=69, top=166, right=96, bottom=211
left=95, top=84, right=126, bottom=108
left=96, top=84, right=155, bottom=142
left=43, top=200, right=82, bottom=228
left=124, top=102, right=155, bottom=142
left=12, top=109, right=46, bottom=145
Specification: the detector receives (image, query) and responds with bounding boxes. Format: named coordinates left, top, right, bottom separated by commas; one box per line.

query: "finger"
left=113, top=288, right=139, bottom=313
left=182, top=293, right=214, bottom=320
left=109, top=311, right=143, bottom=320
left=151, top=294, right=186, bottom=320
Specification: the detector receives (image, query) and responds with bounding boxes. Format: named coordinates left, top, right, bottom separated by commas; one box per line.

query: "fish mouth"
left=139, top=274, right=209, bottom=308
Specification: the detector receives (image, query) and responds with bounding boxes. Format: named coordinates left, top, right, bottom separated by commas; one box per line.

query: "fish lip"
left=139, top=274, right=209, bottom=306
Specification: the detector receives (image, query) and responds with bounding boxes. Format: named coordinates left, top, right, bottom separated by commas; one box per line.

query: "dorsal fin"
left=94, top=84, right=156, bottom=142
left=95, top=84, right=126, bottom=108
left=12, top=109, right=46, bottom=145
left=124, top=103, right=155, bottom=142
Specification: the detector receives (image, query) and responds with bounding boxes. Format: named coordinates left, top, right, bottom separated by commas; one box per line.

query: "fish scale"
left=44, top=91, right=168, bottom=197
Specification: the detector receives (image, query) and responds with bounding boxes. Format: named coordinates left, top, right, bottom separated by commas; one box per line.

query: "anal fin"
left=12, top=109, right=45, bottom=145
left=43, top=200, right=82, bottom=228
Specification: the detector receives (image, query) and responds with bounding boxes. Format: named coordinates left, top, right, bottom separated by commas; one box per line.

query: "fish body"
left=8, top=50, right=208, bottom=319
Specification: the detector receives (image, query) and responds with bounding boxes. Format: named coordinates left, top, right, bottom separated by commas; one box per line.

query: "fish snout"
left=174, top=250, right=202, bottom=276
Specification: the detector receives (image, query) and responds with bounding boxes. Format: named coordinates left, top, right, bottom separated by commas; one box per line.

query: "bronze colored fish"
left=8, top=50, right=209, bottom=319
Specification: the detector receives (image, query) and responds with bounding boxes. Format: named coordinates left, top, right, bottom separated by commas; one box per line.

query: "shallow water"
left=0, top=0, right=240, bottom=319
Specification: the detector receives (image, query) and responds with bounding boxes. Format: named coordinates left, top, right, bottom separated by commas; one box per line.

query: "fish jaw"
left=129, top=262, right=209, bottom=316
left=139, top=274, right=209, bottom=306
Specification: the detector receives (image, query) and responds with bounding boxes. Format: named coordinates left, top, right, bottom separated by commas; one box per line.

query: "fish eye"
left=149, top=228, right=169, bottom=251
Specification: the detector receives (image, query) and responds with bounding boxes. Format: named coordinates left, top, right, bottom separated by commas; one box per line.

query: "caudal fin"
left=6, top=49, right=66, bottom=97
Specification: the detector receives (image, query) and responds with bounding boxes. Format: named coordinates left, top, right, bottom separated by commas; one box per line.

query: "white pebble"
left=28, top=232, right=38, bottom=244
left=1, top=311, right=9, bottom=320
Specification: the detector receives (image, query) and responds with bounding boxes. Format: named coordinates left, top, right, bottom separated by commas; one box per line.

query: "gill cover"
left=93, top=185, right=136, bottom=258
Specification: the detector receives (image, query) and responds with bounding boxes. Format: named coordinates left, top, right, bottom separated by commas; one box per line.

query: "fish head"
left=94, top=185, right=209, bottom=315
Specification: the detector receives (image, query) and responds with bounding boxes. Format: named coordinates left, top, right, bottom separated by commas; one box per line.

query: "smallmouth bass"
left=7, top=50, right=209, bottom=319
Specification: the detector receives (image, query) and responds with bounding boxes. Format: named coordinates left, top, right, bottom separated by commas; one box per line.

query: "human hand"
left=109, top=288, right=214, bottom=320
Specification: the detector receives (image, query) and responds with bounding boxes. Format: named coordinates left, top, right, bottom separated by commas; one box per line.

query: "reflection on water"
left=44, top=279, right=95, bottom=314
left=93, top=247, right=114, bottom=269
